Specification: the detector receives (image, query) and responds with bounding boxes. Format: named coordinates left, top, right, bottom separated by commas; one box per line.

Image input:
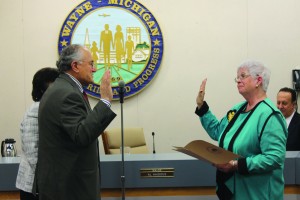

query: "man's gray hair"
left=56, top=44, right=85, bottom=73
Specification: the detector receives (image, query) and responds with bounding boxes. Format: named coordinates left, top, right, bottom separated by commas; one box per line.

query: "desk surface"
left=0, top=152, right=299, bottom=191
left=1, top=151, right=299, bottom=163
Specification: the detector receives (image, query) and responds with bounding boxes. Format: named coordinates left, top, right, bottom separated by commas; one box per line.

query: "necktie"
left=83, top=91, right=89, bottom=102
left=83, top=91, right=91, bottom=110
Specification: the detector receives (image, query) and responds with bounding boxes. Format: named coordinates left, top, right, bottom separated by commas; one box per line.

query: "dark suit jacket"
left=287, top=112, right=300, bottom=151
left=37, top=74, right=116, bottom=200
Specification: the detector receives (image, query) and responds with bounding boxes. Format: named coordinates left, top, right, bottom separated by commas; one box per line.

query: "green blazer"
left=197, top=98, right=287, bottom=200
left=37, top=74, right=116, bottom=200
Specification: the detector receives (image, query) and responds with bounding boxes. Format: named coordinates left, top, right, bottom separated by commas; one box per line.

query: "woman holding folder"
left=195, top=59, right=287, bottom=200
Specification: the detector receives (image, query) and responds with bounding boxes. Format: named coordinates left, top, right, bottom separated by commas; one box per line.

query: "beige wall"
left=0, top=0, right=299, bottom=155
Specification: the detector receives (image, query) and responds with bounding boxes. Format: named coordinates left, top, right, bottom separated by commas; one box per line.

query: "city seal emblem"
left=58, top=0, right=164, bottom=100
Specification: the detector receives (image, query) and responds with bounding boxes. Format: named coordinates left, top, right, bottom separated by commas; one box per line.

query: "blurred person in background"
left=16, top=67, right=59, bottom=200
left=277, top=87, right=300, bottom=151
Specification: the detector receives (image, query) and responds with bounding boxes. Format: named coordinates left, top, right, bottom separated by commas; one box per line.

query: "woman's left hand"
left=214, top=160, right=237, bottom=173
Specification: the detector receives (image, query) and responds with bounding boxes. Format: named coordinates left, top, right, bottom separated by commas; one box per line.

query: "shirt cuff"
left=237, top=158, right=249, bottom=175
left=195, top=101, right=209, bottom=117
left=101, top=99, right=111, bottom=108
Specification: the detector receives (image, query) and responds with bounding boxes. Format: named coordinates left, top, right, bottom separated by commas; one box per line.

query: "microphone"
left=152, top=132, right=156, bottom=154
left=118, top=79, right=126, bottom=199
left=118, top=80, right=125, bottom=103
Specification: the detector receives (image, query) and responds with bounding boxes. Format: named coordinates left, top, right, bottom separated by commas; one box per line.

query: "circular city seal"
left=58, top=0, right=164, bottom=100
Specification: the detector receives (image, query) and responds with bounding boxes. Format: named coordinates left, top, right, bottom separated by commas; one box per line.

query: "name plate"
left=140, top=168, right=174, bottom=178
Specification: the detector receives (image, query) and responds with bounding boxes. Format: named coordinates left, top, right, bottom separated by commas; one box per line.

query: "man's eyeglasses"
left=234, top=74, right=251, bottom=83
left=78, top=60, right=95, bottom=68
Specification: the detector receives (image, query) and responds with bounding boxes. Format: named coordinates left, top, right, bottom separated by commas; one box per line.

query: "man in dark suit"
left=36, top=44, right=116, bottom=200
left=277, top=87, right=300, bottom=151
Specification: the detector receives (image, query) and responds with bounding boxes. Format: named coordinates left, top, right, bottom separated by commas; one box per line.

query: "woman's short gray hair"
left=238, top=59, right=271, bottom=92
left=56, top=44, right=85, bottom=73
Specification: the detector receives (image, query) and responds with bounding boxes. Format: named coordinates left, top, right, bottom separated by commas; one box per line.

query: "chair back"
left=102, top=127, right=149, bottom=154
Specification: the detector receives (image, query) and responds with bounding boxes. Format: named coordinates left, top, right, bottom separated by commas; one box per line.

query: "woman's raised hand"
left=196, top=78, right=207, bottom=109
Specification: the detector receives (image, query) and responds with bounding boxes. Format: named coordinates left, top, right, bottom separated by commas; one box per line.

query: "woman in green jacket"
left=195, top=60, right=287, bottom=200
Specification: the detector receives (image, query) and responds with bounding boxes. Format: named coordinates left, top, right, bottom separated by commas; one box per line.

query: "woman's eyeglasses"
left=234, top=74, right=251, bottom=83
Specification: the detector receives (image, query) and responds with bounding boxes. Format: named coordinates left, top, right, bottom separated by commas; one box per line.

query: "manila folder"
left=173, top=140, right=241, bottom=164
